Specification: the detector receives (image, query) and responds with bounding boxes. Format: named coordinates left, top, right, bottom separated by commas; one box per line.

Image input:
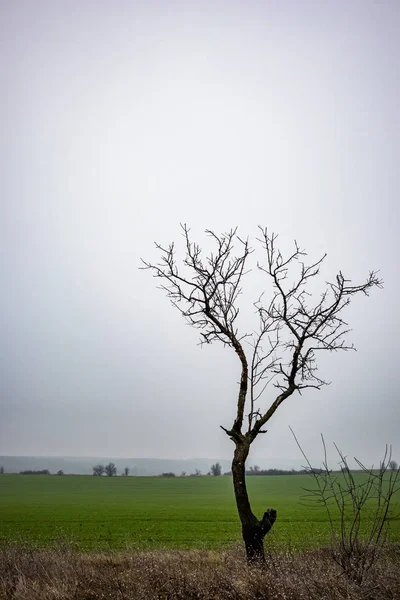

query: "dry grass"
left=0, top=542, right=399, bottom=600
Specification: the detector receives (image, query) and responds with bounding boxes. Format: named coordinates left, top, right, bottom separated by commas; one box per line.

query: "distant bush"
left=160, top=472, right=175, bottom=477
left=210, top=462, right=222, bottom=476
left=57, top=470, right=64, bottom=476
left=19, top=470, right=50, bottom=475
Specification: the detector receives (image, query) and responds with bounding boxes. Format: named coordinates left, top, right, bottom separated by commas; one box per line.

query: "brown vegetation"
left=0, top=542, right=399, bottom=600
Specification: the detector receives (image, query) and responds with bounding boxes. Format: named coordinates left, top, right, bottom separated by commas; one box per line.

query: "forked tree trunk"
left=232, top=441, right=277, bottom=563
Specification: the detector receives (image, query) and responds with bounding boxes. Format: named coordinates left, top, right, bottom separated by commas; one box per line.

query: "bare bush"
left=293, top=432, right=400, bottom=584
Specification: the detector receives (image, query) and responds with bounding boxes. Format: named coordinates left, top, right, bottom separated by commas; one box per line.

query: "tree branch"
left=142, top=225, right=383, bottom=446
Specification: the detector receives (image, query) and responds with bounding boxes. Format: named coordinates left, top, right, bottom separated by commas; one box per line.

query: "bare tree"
left=142, top=224, right=382, bottom=563
left=93, top=464, right=105, bottom=476
left=389, top=460, right=398, bottom=471
left=105, top=462, right=117, bottom=477
left=123, top=466, right=130, bottom=477
left=211, top=462, right=222, bottom=476
left=249, top=465, right=260, bottom=475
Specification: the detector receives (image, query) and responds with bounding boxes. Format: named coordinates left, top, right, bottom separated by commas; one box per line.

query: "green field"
left=0, top=474, right=399, bottom=551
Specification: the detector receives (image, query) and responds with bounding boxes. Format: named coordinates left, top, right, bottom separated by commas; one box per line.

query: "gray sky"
left=1, top=0, right=399, bottom=468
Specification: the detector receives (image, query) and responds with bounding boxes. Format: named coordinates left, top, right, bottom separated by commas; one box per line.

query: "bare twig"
left=291, top=431, right=400, bottom=584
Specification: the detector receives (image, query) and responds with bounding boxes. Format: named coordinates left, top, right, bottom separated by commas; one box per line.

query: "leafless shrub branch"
left=291, top=430, right=400, bottom=584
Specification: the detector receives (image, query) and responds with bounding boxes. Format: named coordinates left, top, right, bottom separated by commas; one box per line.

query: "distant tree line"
left=18, top=469, right=64, bottom=475
left=10, top=459, right=396, bottom=479
left=176, top=470, right=203, bottom=477
left=20, top=469, right=50, bottom=475
left=246, top=465, right=324, bottom=476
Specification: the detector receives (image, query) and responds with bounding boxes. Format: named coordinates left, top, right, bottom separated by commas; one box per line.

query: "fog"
left=1, top=1, right=399, bottom=468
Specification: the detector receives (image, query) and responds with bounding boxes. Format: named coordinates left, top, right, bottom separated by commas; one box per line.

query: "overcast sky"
left=1, top=0, right=399, bottom=468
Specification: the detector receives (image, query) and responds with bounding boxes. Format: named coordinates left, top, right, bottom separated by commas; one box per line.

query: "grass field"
left=0, top=473, right=399, bottom=551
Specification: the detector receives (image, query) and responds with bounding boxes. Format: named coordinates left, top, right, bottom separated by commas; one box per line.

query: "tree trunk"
left=232, top=440, right=277, bottom=563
